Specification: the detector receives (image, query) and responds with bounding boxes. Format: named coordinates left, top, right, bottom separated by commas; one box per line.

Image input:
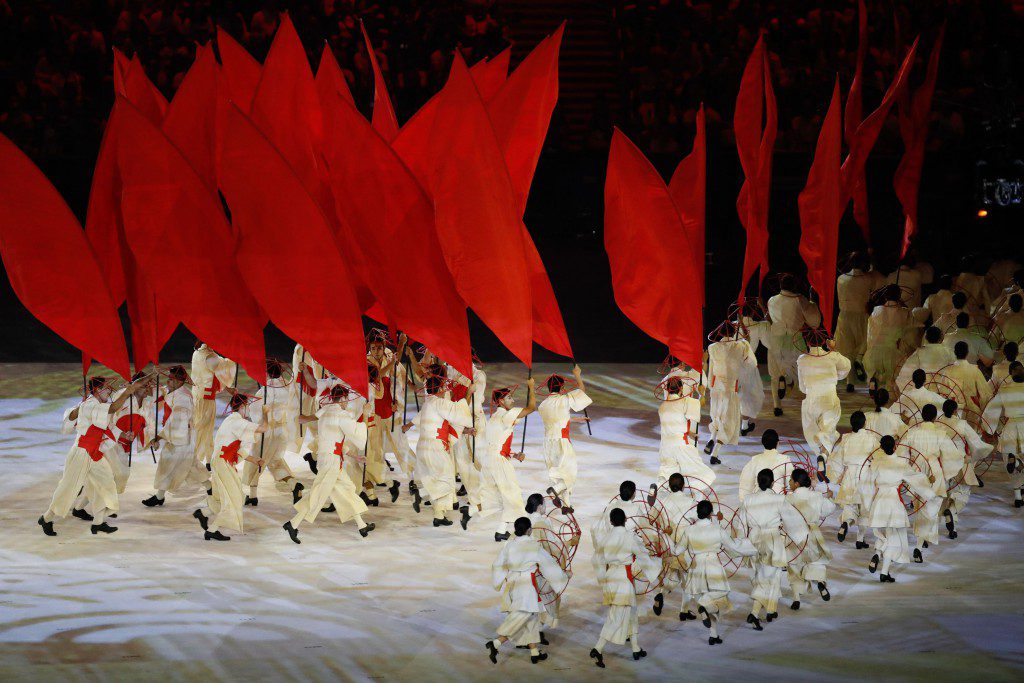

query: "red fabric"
left=604, top=128, right=703, bottom=370
left=472, top=47, right=511, bottom=102
left=500, top=434, right=513, bottom=458
left=113, top=98, right=268, bottom=384
left=734, top=37, right=776, bottom=299
left=0, top=133, right=130, bottom=378
left=798, top=80, right=844, bottom=334
left=523, top=234, right=573, bottom=358
left=895, top=27, right=944, bottom=258
left=668, top=104, right=707, bottom=296
left=203, top=377, right=222, bottom=401
left=161, top=404, right=172, bottom=427
left=113, top=48, right=130, bottom=95
left=437, top=420, right=459, bottom=452
left=162, top=42, right=219, bottom=194
left=218, top=104, right=368, bottom=398
left=487, top=23, right=564, bottom=216
left=316, top=43, right=355, bottom=107
left=531, top=569, right=541, bottom=601
left=374, top=377, right=394, bottom=419
left=116, top=412, right=146, bottom=452
left=78, top=426, right=116, bottom=461
left=124, top=56, right=167, bottom=122
left=843, top=0, right=870, bottom=243
left=334, top=439, right=345, bottom=466
left=219, top=439, right=242, bottom=465
left=449, top=383, right=469, bottom=402
left=415, top=54, right=533, bottom=367
left=360, top=21, right=400, bottom=142
left=625, top=563, right=635, bottom=585
left=561, top=421, right=571, bottom=441
left=216, top=28, right=261, bottom=112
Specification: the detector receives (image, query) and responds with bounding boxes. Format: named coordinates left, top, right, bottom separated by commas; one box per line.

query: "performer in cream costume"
left=831, top=411, right=877, bottom=548
left=108, top=373, right=158, bottom=493
left=896, top=326, right=955, bottom=392
left=143, top=365, right=210, bottom=506
left=650, top=473, right=700, bottom=621
left=657, top=376, right=714, bottom=486
left=292, top=343, right=323, bottom=471
left=899, top=404, right=960, bottom=562
left=537, top=365, right=592, bottom=506
left=365, top=333, right=414, bottom=500
left=242, top=360, right=302, bottom=505
left=863, top=286, right=910, bottom=394
left=39, top=376, right=144, bottom=537
left=983, top=363, right=1024, bottom=506
left=705, top=324, right=757, bottom=462
left=834, top=253, right=880, bottom=390
left=796, top=335, right=851, bottom=461
left=766, top=279, right=822, bottom=414
left=786, top=469, right=836, bottom=609
left=191, top=342, right=238, bottom=465
left=447, top=359, right=486, bottom=526
left=738, top=430, right=792, bottom=500
left=479, top=379, right=536, bottom=541
left=283, top=384, right=373, bottom=542
left=937, top=399, right=989, bottom=536
left=486, top=516, right=568, bottom=666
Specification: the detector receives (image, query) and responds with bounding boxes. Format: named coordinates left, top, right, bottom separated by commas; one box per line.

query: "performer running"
left=766, top=276, right=822, bottom=414
left=834, top=252, right=879, bottom=391
left=143, top=365, right=210, bottom=507
left=982, top=362, right=1024, bottom=507
left=651, top=473, right=700, bottom=621
left=537, top=365, right=592, bottom=508
left=863, top=389, right=907, bottom=439
left=705, top=321, right=757, bottom=462
left=657, top=376, right=714, bottom=486
left=864, top=285, right=910, bottom=395
left=191, top=342, right=238, bottom=464
left=366, top=332, right=412, bottom=502
left=900, top=404, right=959, bottom=562
left=796, top=330, right=851, bottom=463
left=480, top=379, right=536, bottom=541
left=738, top=430, right=792, bottom=500
left=831, top=411, right=876, bottom=549
left=786, top=468, right=836, bottom=610
left=242, top=359, right=303, bottom=507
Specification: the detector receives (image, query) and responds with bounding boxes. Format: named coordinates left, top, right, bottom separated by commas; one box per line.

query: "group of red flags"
left=0, top=16, right=572, bottom=397
left=606, top=2, right=944, bottom=360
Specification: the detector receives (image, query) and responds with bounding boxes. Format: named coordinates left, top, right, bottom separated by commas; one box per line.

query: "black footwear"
left=486, top=640, right=498, bottom=664
left=1008, top=455, right=1017, bottom=474
left=837, top=522, right=848, bottom=542
left=1015, top=498, right=1024, bottom=509
left=244, top=496, right=258, bottom=507
left=433, top=517, right=453, bottom=527
left=459, top=507, right=471, bottom=530
left=740, top=421, right=755, bottom=436
left=867, top=387, right=877, bottom=401
left=141, top=495, right=164, bottom=508
left=703, top=439, right=715, bottom=455
left=777, top=377, right=787, bottom=400
left=456, top=485, right=467, bottom=497
left=206, top=462, right=212, bottom=471
left=193, top=509, right=209, bottom=530
left=205, top=530, right=230, bottom=541
left=546, top=487, right=574, bottom=514
left=652, top=592, right=664, bottom=616
left=38, top=516, right=56, bottom=537
left=408, top=479, right=418, bottom=491
left=360, top=491, right=379, bottom=507
left=698, top=606, right=711, bottom=627
left=389, top=480, right=401, bottom=503
left=91, top=522, right=118, bottom=534
left=945, top=510, right=956, bottom=538
left=322, top=503, right=336, bottom=513
left=292, top=482, right=304, bottom=504
left=109, top=514, right=117, bottom=519
left=540, top=632, right=549, bottom=645
left=790, top=601, right=800, bottom=610
left=855, top=540, right=870, bottom=549
left=846, top=383, right=855, bottom=393
left=816, top=456, right=828, bottom=483
left=710, top=456, right=721, bottom=465
left=283, top=521, right=301, bottom=544
left=976, top=476, right=984, bottom=488
left=494, top=531, right=510, bottom=542
left=854, top=361, right=867, bottom=382
left=632, top=650, right=647, bottom=661
left=531, top=652, right=548, bottom=664
left=412, top=489, right=422, bottom=513
left=818, top=582, right=831, bottom=601
left=746, top=614, right=763, bottom=631
left=880, top=573, right=896, bottom=583
left=922, top=540, right=929, bottom=548
left=679, top=610, right=696, bottom=621
left=868, top=554, right=879, bottom=573
left=206, top=488, right=213, bottom=496
left=773, top=408, right=783, bottom=417
left=359, top=523, right=376, bottom=537
left=453, top=501, right=461, bottom=511
left=766, top=611, right=778, bottom=623
left=72, top=508, right=94, bottom=521
left=708, top=636, right=722, bottom=645
left=590, top=648, right=605, bottom=668
left=386, top=459, right=394, bottom=472
left=913, top=548, right=923, bottom=563
left=303, top=453, right=318, bottom=474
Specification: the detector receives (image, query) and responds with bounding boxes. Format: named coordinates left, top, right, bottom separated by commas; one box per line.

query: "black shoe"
left=456, top=485, right=468, bottom=497
left=790, top=601, right=800, bottom=610
left=292, top=482, right=304, bottom=504
left=303, top=453, right=318, bottom=474
left=773, top=408, right=783, bottom=417
left=91, top=522, right=118, bottom=534
left=977, top=476, right=984, bottom=488
left=206, top=462, right=212, bottom=471
left=486, top=640, right=498, bottom=664
left=777, top=377, right=787, bottom=400
left=1015, top=498, right=1024, bottom=509
left=359, top=523, right=376, bottom=538
left=1008, top=455, right=1017, bottom=474
left=540, top=632, right=549, bottom=645
left=698, top=606, right=711, bottom=627
left=766, top=611, right=778, bottom=623
left=244, top=496, right=258, bottom=507
left=818, top=582, right=831, bottom=601
left=680, top=610, right=697, bottom=621
left=846, top=383, right=855, bottom=393
left=837, top=522, right=848, bottom=542
left=283, top=521, right=300, bottom=544
left=386, top=459, right=394, bottom=472
left=868, top=554, right=879, bottom=573
left=913, top=548, right=923, bottom=563
left=532, top=652, right=548, bottom=664
left=652, top=592, right=664, bottom=616
left=709, top=636, right=723, bottom=645
left=854, top=361, right=866, bottom=382
left=453, top=500, right=461, bottom=511
left=141, top=495, right=164, bottom=508
left=38, top=516, right=56, bottom=536
left=741, top=421, right=755, bottom=436
left=413, top=489, right=422, bottom=513
left=816, top=456, right=828, bottom=483
left=206, top=488, right=213, bottom=496
left=322, top=503, right=336, bottom=513
left=546, top=487, right=574, bottom=514
left=922, top=540, right=929, bottom=548
left=109, top=514, right=117, bottom=519
left=409, top=480, right=418, bottom=491
left=710, top=456, right=721, bottom=465
left=205, top=530, right=230, bottom=541
left=867, top=387, right=877, bottom=401
left=193, top=509, right=209, bottom=530
left=72, top=508, right=94, bottom=521
left=855, top=540, right=870, bottom=549
left=494, top=531, right=510, bottom=542
left=360, top=491, right=379, bottom=507
left=746, top=614, right=763, bottom=631
left=632, top=649, right=647, bottom=660
left=389, top=480, right=401, bottom=503
left=460, top=506, right=472, bottom=530
left=880, top=573, right=896, bottom=583
left=590, top=648, right=605, bottom=668
left=703, top=439, right=715, bottom=455
left=433, top=517, right=453, bottom=527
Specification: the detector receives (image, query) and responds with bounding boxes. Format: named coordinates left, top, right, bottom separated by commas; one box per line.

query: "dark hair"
left=924, top=326, right=942, bottom=344
left=525, top=493, right=545, bottom=514
left=86, top=376, right=108, bottom=393
left=912, top=368, right=926, bottom=388
left=1010, top=294, right=1022, bottom=312
left=228, top=393, right=248, bottom=413
left=761, top=429, right=779, bottom=450
left=850, top=410, right=865, bottom=430
left=942, top=399, right=957, bottom=418
left=880, top=435, right=897, bottom=454
left=757, top=468, right=774, bottom=491
left=921, top=403, right=938, bottom=421
left=951, top=291, right=967, bottom=309
left=696, top=499, right=713, bottom=519
left=328, top=384, right=350, bottom=402
left=619, top=480, right=636, bottom=500
left=168, top=365, right=187, bottom=382
left=956, top=312, right=970, bottom=329
left=491, top=387, right=512, bottom=405
left=267, top=361, right=283, bottom=379
left=936, top=274, right=953, bottom=291
left=791, top=468, right=812, bottom=488
left=666, top=377, right=683, bottom=395
left=609, top=507, right=626, bottom=527
left=1004, top=341, right=1019, bottom=361
left=884, top=284, right=902, bottom=303
left=514, top=517, right=532, bottom=536
left=668, top=472, right=685, bottom=492
left=425, top=373, right=444, bottom=396
left=546, top=374, right=566, bottom=394
left=954, top=341, right=969, bottom=360
left=874, top=388, right=890, bottom=409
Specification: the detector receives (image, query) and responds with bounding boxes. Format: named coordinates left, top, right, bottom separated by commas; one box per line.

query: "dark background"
left=1, top=1, right=1022, bottom=366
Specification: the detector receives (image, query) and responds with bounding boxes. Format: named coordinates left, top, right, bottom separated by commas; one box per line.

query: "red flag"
left=216, top=27, right=261, bottom=112
left=487, top=24, right=564, bottom=216
left=843, top=0, right=870, bottom=242
left=360, top=21, right=400, bottom=142
left=895, top=27, right=944, bottom=257
left=316, top=43, right=355, bottom=107
left=669, top=104, right=707, bottom=296
left=124, top=56, right=167, bottom=123
left=162, top=42, right=219, bottom=193
left=798, top=79, right=844, bottom=333
left=522, top=234, right=573, bottom=358
left=418, top=54, right=533, bottom=366
left=113, top=48, right=130, bottom=95
left=473, top=47, right=511, bottom=102
left=0, top=133, right=130, bottom=378
left=113, top=98, right=267, bottom=384
left=219, top=104, right=368, bottom=397
left=605, top=129, right=703, bottom=369
left=321, top=92, right=472, bottom=376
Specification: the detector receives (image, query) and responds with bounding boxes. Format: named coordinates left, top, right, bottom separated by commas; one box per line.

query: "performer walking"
left=657, top=376, right=714, bottom=486
left=796, top=331, right=851, bottom=464
left=191, top=342, right=238, bottom=465
left=242, top=359, right=303, bottom=506
left=143, top=366, right=210, bottom=507
left=786, top=468, right=836, bottom=609
left=366, top=332, right=412, bottom=502
left=831, top=411, right=876, bottom=548
left=983, top=362, right=1024, bottom=507
left=479, top=379, right=536, bottom=540
left=537, top=365, right=592, bottom=508
left=705, top=321, right=757, bottom=462
left=738, top=430, right=792, bottom=500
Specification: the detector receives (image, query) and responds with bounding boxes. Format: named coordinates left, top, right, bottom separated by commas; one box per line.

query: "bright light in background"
left=977, top=209, right=989, bottom=217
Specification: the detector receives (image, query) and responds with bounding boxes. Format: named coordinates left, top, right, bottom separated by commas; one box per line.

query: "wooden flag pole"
left=128, top=393, right=134, bottom=468
left=572, top=359, right=593, bottom=436
left=519, top=367, right=533, bottom=453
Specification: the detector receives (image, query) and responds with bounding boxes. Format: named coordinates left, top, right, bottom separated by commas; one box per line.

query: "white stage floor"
left=1, top=363, right=1023, bottom=681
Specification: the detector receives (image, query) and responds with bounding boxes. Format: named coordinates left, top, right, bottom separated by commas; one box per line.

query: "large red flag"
left=606, top=129, right=703, bottom=369
left=0, top=133, right=130, bottom=378
left=473, top=48, right=511, bottom=102
left=798, top=79, right=844, bottom=333
left=124, top=56, right=168, bottom=122
left=162, top=42, right=219, bottom=193
left=360, top=21, right=400, bottom=142
left=113, top=48, right=130, bottom=95
left=113, top=99, right=267, bottom=384
left=669, top=104, right=707, bottom=295
left=321, top=91, right=472, bottom=376
left=895, top=27, right=944, bottom=257
left=522, top=235, right=573, bottom=359
left=316, top=43, right=355, bottom=107
left=843, top=0, right=870, bottom=243
left=219, top=104, right=368, bottom=397
left=216, top=27, right=261, bottom=112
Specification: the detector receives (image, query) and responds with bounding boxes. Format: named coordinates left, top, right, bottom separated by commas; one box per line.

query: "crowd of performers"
left=34, top=255, right=1024, bottom=668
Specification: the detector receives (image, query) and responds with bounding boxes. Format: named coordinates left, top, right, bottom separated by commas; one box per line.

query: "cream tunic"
left=412, top=394, right=473, bottom=504
left=292, top=403, right=368, bottom=525
left=480, top=407, right=525, bottom=523
left=208, top=412, right=259, bottom=532
left=191, top=345, right=237, bottom=464
left=797, top=349, right=851, bottom=453
left=738, top=449, right=792, bottom=501
left=657, top=396, right=715, bottom=486
left=153, top=385, right=208, bottom=493
left=537, top=388, right=592, bottom=496
left=707, top=338, right=756, bottom=446
left=834, top=269, right=878, bottom=361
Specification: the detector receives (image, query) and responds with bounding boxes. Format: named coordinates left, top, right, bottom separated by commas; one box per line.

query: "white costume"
left=706, top=338, right=756, bottom=447
left=242, top=379, right=299, bottom=495
left=413, top=393, right=473, bottom=518
left=896, top=341, right=955, bottom=392
left=900, top=421, right=959, bottom=549
left=203, top=412, right=259, bottom=534
left=982, top=380, right=1024, bottom=497
left=766, top=292, right=821, bottom=397
left=834, top=269, right=879, bottom=368
left=492, top=535, right=568, bottom=646
left=738, top=448, right=792, bottom=500
left=862, top=451, right=935, bottom=576
left=152, top=385, right=208, bottom=496
left=739, top=489, right=809, bottom=615
left=831, top=428, right=877, bottom=542
left=191, top=345, right=237, bottom=464
left=592, top=525, right=660, bottom=649
left=786, top=487, right=836, bottom=602
left=480, top=406, right=525, bottom=530
left=863, top=303, right=909, bottom=389
left=796, top=348, right=851, bottom=454
left=936, top=414, right=989, bottom=519
left=538, top=388, right=592, bottom=502
left=894, top=384, right=947, bottom=420
left=943, top=328, right=994, bottom=365
left=864, top=408, right=906, bottom=440
left=657, top=395, right=714, bottom=486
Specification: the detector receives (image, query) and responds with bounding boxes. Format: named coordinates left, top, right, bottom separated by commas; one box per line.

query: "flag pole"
left=519, top=367, right=532, bottom=453
left=128, top=392, right=134, bottom=469
left=298, top=349, right=307, bottom=438
left=150, top=371, right=158, bottom=463
left=572, top=358, right=593, bottom=436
